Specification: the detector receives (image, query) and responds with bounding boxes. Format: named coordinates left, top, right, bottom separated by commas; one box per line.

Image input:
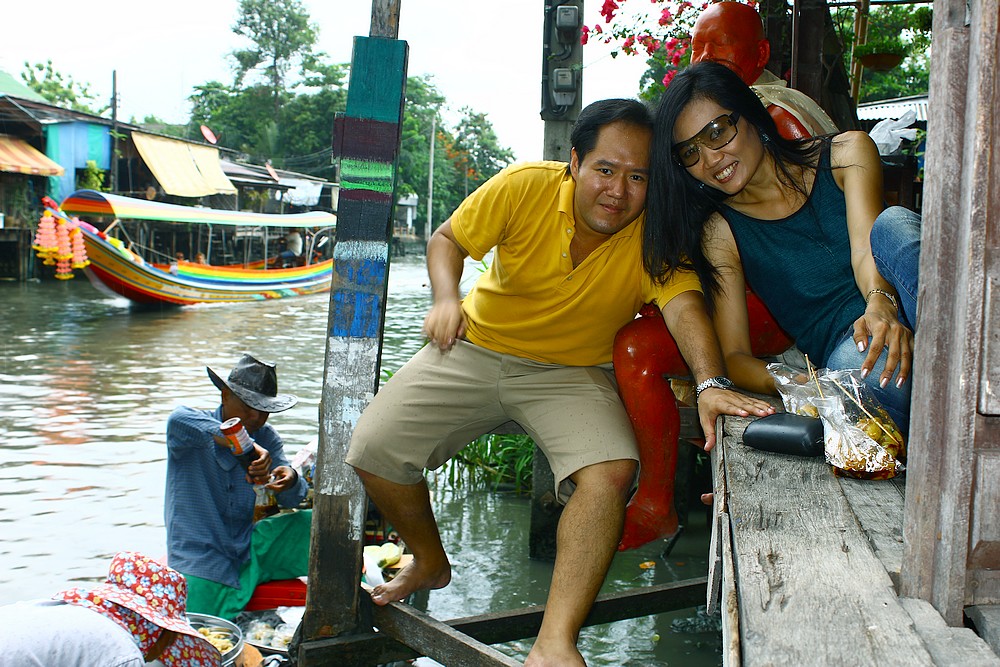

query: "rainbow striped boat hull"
left=59, top=190, right=336, bottom=306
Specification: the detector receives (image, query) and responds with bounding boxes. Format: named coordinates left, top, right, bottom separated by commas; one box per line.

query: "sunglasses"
left=673, top=112, right=741, bottom=167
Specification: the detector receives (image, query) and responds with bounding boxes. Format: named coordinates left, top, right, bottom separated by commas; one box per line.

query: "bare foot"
left=524, top=636, right=586, bottom=667
left=370, top=558, right=451, bottom=606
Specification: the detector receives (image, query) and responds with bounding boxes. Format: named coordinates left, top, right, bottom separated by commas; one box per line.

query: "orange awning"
left=0, top=135, right=65, bottom=176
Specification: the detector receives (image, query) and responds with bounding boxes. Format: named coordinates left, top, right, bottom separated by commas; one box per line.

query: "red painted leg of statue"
left=612, top=295, right=791, bottom=552
left=614, top=304, right=688, bottom=552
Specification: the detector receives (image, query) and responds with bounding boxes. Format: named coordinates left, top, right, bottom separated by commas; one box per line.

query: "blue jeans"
left=825, top=207, right=921, bottom=434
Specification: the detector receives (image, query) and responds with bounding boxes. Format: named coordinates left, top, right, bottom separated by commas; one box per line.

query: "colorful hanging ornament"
left=70, top=217, right=90, bottom=270
left=54, top=216, right=74, bottom=279
left=32, top=211, right=59, bottom=266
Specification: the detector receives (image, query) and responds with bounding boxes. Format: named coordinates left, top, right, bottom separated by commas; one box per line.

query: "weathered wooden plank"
left=708, top=510, right=722, bottom=615
left=720, top=511, right=740, bottom=667
left=899, top=598, right=1000, bottom=666
left=298, top=579, right=707, bottom=664
left=980, top=255, right=1000, bottom=415
left=901, top=0, right=998, bottom=622
left=723, top=434, right=936, bottom=665
left=369, top=0, right=400, bottom=39
left=838, top=476, right=906, bottom=587
left=445, top=577, right=707, bottom=645
left=372, top=602, right=522, bottom=666
left=707, top=419, right=729, bottom=615
left=967, top=606, right=1000, bottom=658
left=969, top=451, right=1000, bottom=571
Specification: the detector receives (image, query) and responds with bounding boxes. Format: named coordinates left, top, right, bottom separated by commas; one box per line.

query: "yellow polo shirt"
left=450, top=162, right=702, bottom=366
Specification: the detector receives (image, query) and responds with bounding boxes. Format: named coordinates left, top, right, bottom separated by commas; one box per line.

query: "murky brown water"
left=0, top=254, right=720, bottom=666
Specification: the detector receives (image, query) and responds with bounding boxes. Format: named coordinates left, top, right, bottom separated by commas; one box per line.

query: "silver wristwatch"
left=695, top=376, right=734, bottom=400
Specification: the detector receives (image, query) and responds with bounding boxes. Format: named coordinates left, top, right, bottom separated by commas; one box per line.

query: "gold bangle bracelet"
left=866, top=288, right=898, bottom=312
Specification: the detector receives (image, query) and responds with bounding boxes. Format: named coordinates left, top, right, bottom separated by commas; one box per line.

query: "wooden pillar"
left=299, top=0, right=408, bottom=656
left=793, top=0, right=826, bottom=105
left=900, top=0, right=1000, bottom=624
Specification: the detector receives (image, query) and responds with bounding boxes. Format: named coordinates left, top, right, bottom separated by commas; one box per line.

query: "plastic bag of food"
left=765, top=364, right=906, bottom=479
left=766, top=362, right=821, bottom=417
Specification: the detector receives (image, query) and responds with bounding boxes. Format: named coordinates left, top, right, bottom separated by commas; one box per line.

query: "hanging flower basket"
left=859, top=52, right=904, bottom=71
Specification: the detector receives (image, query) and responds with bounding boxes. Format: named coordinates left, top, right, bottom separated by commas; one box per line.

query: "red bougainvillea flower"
left=600, top=0, right=619, bottom=23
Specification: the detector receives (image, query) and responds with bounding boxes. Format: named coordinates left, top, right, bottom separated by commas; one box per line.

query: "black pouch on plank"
left=743, top=413, right=824, bottom=457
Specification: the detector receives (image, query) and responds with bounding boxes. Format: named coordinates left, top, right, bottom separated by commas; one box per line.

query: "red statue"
left=689, top=1, right=839, bottom=140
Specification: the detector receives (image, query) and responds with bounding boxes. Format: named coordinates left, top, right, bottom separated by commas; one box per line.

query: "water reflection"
left=0, top=255, right=720, bottom=666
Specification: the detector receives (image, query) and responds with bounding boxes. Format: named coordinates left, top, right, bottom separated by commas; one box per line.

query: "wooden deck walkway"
left=709, top=413, right=1000, bottom=666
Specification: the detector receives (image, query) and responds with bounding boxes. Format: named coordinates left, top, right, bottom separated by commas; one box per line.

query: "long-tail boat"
left=54, top=189, right=336, bottom=306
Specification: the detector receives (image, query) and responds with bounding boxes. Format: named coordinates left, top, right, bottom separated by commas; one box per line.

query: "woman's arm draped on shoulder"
left=703, top=214, right=778, bottom=395
left=424, top=219, right=470, bottom=350
left=834, top=131, right=913, bottom=385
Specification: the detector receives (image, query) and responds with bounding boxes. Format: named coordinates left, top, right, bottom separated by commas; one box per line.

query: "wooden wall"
left=900, top=0, right=1000, bottom=624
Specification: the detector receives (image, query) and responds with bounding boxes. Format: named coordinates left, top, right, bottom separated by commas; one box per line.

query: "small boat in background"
left=54, top=190, right=336, bottom=306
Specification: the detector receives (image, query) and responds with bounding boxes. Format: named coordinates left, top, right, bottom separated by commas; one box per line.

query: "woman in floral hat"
left=0, top=551, right=221, bottom=666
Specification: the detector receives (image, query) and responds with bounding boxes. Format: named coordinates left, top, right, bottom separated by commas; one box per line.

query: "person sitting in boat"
left=170, top=251, right=184, bottom=275
left=0, top=551, right=221, bottom=666
left=195, top=251, right=208, bottom=265
left=345, top=99, right=773, bottom=667
left=165, top=353, right=310, bottom=620
left=273, top=229, right=304, bottom=267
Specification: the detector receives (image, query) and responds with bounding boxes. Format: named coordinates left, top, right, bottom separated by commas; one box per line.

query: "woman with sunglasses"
left=645, top=61, right=921, bottom=434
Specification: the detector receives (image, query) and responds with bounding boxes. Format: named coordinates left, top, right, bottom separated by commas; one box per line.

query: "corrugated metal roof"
left=857, top=95, right=929, bottom=122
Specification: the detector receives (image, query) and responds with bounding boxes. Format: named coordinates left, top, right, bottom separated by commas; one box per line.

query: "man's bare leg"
left=524, top=459, right=637, bottom=667
left=354, top=468, right=452, bottom=605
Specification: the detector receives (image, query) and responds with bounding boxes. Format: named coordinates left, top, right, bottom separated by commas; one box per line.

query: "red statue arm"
left=768, top=105, right=812, bottom=141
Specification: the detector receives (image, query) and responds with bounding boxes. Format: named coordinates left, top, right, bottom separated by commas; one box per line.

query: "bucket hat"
left=207, top=353, right=298, bottom=413
left=54, top=552, right=221, bottom=667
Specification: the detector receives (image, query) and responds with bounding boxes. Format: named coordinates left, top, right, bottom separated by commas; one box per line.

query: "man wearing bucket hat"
left=0, top=551, right=221, bottom=666
left=165, top=353, right=310, bottom=619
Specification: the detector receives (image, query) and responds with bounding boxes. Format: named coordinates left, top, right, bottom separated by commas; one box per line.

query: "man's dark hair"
left=569, top=98, right=653, bottom=170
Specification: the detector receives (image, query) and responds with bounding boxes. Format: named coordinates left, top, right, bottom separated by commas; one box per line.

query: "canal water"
left=0, top=254, right=721, bottom=666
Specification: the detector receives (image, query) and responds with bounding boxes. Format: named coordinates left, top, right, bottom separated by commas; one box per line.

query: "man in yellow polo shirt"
left=346, top=99, right=773, bottom=667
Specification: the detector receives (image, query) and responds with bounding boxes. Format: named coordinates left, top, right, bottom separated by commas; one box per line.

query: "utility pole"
left=540, top=0, right=584, bottom=161
left=425, top=114, right=435, bottom=240
left=110, top=70, right=119, bottom=192
left=534, top=0, right=584, bottom=560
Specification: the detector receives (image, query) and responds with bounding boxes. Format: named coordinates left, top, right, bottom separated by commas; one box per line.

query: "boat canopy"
left=59, top=189, right=337, bottom=228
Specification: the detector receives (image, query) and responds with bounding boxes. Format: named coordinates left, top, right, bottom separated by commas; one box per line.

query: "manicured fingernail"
left=896, top=377, right=904, bottom=388
left=880, top=377, right=889, bottom=388
left=860, top=367, right=869, bottom=378
left=857, top=341, right=866, bottom=352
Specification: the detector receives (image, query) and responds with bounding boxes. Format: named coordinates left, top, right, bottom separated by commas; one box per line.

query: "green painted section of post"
left=346, top=38, right=407, bottom=122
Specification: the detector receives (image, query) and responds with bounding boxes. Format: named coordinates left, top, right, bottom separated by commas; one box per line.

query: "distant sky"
left=3, top=1, right=650, bottom=162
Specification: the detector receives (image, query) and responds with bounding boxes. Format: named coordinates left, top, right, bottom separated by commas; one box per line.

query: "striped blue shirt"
left=165, top=405, right=307, bottom=588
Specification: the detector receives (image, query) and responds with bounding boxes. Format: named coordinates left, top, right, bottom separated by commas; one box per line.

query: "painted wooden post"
left=298, top=0, right=407, bottom=654
left=900, top=0, right=1000, bottom=625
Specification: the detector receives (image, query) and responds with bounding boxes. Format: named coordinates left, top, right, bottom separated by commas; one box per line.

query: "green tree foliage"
left=451, top=108, right=516, bottom=200
left=77, top=160, right=108, bottom=191
left=231, top=0, right=318, bottom=111
left=394, top=77, right=515, bottom=233
left=833, top=5, right=931, bottom=102
left=21, top=60, right=104, bottom=114
left=185, top=6, right=511, bottom=218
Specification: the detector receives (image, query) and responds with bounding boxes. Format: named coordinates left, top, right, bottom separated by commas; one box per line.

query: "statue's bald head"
left=690, top=2, right=770, bottom=85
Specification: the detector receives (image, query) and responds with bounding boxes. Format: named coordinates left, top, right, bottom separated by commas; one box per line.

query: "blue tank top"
left=719, top=146, right=865, bottom=363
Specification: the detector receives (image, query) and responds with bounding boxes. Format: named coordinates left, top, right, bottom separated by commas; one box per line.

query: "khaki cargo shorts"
left=346, top=339, right=638, bottom=504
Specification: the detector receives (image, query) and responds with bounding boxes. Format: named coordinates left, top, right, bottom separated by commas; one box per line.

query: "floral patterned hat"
left=54, top=551, right=221, bottom=667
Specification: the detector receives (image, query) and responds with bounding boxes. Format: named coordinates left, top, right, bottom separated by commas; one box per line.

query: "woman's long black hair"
left=644, top=61, right=828, bottom=308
